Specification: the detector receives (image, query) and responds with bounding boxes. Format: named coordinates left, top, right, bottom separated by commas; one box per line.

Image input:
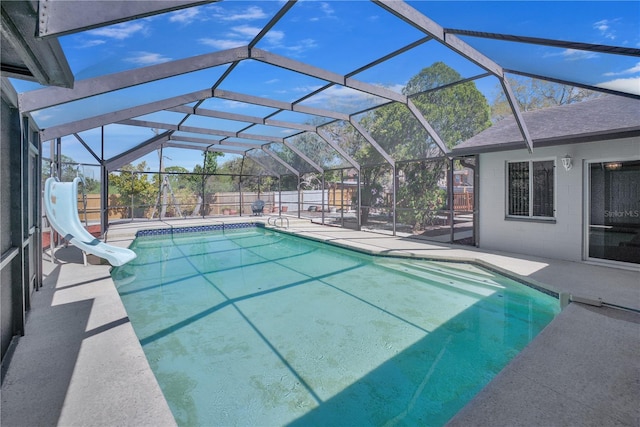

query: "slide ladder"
left=44, top=177, right=137, bottom=267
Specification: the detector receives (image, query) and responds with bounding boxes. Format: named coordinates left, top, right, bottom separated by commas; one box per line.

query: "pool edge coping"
left=127, top=221, right=563, bottom=301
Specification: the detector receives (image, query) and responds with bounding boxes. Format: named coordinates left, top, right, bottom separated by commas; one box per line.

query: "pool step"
left=376, top=260, right=503, bottom=298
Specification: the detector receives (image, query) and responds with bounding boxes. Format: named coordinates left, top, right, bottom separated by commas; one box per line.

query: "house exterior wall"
left=1, top=92, right=24, bottom=361
left=478, top=136, right=640, bottom=262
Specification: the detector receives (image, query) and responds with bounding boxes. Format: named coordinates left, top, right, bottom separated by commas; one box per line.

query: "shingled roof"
left=453, top=95, right=640, bottom=155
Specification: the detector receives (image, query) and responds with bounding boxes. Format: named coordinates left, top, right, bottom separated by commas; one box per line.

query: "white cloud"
left=199, top=38, right=247, bottom=49
left=169, top=8, right=200, bottom=24
left=603, top=62, right=640, bottom=77
left=593, top=19, right=617, bottom=40
left=303, top=85, right=383, bottom=110
left=281, top=38, right=318, bottom=54
left=76, top=39, right=107, bottom=48
left=264, top=30, right=285, bottom=45
left=231, top=25, right=261, bottom=38
left=596, top=77, right=640, bottom=95
left=319, top=2, right=335, bottom=18
left=199, top=24, right=274, bottom=50
left=307, top=2, right=336, bottom=22
left=221, top=6, right=267, bottom=21
left=31, top=111, right=54, bottom=122
left=86, top=22, right=147, bottom=40
left=125, top=51, right=172, bottom=65
left=199, top=25, right=288, bottom=51
left=387, top=83, right=405, bottom=93
left=561, top=49, right=598, bottom=61
left=291, top=84, right=324, bottom=93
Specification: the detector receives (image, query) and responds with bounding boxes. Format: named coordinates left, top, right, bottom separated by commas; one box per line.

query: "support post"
left=448, top=158, right=455, bottom=243
left=357, top=173, right=362, bottom=231
left=35, top=129, right=42, bottom=289
left=278, top=178, right=282, bottom=216
left=321, top=174, right=325, bottom=224
left=340, top=169, right=345, bottom=227
left=392, top=164, right=397, bottom=236
left=474, top=155, right=479, bottom=247
left=101, top=164, right=108, bottom=238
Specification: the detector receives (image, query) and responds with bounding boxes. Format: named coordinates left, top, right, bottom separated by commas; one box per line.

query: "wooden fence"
left=453, top=191, right=473, bottom=212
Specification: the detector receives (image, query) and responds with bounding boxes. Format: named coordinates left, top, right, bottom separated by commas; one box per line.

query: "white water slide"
left=44, top=177, right=136, bottom=267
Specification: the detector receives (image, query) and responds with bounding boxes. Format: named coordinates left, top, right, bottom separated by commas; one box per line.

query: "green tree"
left=354, top=62, right=490, bottom=228
left=193, top=151, right=223, bottom=175
left=402, top=61, right=492, bottom=150
left=42, top=155, right=101, bottom=193
left=219, top=155, right=278, bottom=192
left=108, top=162, right=157, bottom=218
left=491, top=76, right=603, bottom=121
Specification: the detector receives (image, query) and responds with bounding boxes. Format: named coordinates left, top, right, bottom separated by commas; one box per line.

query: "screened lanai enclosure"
left=2, top=0, right=639, bottom=358
left=50, top=147, right=478, bottom=243
left=7, top=0, right=637, bottom=243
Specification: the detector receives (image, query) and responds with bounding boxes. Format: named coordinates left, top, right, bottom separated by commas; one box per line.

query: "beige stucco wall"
left=478, top=136, right=640, bottom=262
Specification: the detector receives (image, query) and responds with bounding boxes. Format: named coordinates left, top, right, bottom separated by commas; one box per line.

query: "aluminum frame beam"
left=117, top=119, right=179, bottom=132
left=214, top=89, right=350, bottom=121
left=264, top=142, right=324, bottom=175
left=445, top=28, right=640, bottom=57
left=20, top=47, right=248, bottom=113
left=167, top=105, right=317, bottom=132
left=40, top=88, right=213, bottom=141
left=37, top=0, right=218, bottom=38
left=72, top=133, right=101, bottom=164
left=405, top=99, right=450, bottom=154
left=244, top=153, right=281, bottom=177
left=266, top=119, right=316, bottom=133
left=120, top=118, right=293, bottom=152
left=374, top=0, right=534, bottom=152
left=282, top=140, right=324, bottom=173
left=179, top=125, right=235, bottom=139
left=168, top=105, right=264, bottom=125
left=237, top=132, right=283, bottom=144
left=316, top=129, right=360, bottom=172
left=127, top=111, right=324, bottom=173
left=252, top=48, right=406, bottom=104
left=169, top=135, right=263, bottom=150
left=163, top=142, right=254, bottom=157
left=105, top=129, right=172, bottom=171
left=250, top=48, right=448, bottom=156
left=261, top=146, right=299, bottom=176
left=500, top=79, right=533, bottom=152
left=119, top=119, right=237, bottom=143
left=349, top=118, right=395, bottom=167
left=504, top=68, right=640, bottom=100
left=2, top=0, right=74, bottom=87
left=1, top=77, right=18, bottom=107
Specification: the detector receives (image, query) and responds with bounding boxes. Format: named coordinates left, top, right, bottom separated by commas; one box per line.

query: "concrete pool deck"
left=1, top=217, right=638, bottom=426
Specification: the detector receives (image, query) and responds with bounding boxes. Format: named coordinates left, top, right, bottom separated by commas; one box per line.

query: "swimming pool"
left=111, top=224, right=559, bottom=426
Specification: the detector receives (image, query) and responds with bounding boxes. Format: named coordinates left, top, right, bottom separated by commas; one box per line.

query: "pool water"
left=111, top=225, right=559, bottom=426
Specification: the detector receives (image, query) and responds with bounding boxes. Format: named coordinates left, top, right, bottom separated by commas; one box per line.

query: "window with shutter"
left=507, top=160, right=555, bottom=219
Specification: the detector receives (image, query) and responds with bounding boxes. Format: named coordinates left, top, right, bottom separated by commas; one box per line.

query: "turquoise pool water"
left=111, top=225, right=559, bottom=427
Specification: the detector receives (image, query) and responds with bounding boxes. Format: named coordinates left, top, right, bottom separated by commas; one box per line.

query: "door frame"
left=583, top=155, right=640, bottom=269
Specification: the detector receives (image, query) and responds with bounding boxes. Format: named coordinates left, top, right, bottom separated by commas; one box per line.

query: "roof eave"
left=1, top=1, right=74, bottom=88
left=451, top=127, right=640, bottom=156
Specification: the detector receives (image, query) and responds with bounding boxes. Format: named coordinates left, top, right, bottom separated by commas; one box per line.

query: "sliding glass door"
left=587, top=159, right=640, bottom=265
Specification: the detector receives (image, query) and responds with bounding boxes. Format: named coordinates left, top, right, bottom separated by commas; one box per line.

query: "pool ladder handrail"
left=267, top=215, right=289, bottom=229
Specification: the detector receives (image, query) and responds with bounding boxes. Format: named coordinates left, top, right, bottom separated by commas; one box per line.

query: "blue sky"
left=55, top=1, right=639, bottom=91
left=24, top=1, right=640, bottom=170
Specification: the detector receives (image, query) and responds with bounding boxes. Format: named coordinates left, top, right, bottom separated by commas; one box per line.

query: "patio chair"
left=251, top=199, right=265, bottom=216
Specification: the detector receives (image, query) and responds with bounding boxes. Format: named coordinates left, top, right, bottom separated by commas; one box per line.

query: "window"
left=507, top=160, right=554, bottom=218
